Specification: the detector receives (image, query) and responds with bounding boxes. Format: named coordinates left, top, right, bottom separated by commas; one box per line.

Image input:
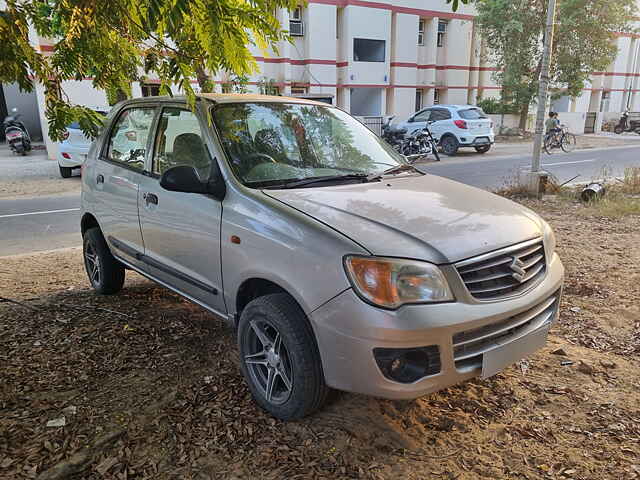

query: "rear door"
left=136, top=104, right=226, bottom=314
left=458, top=108, right=492, bottom=139
left=428, top=108, right=452, bottom=140
left=94, top=105, right=157, bottom=266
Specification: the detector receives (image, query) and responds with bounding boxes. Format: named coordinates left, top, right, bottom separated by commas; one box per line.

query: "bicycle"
left=543, top=125, right=576, bottom=154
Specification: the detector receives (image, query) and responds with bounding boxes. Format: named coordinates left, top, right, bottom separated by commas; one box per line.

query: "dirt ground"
left=1, top=197, right=639, bottom=480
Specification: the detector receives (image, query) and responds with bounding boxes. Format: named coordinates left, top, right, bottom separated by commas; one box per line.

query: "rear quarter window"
left=458, top=108, right=487, bottom=120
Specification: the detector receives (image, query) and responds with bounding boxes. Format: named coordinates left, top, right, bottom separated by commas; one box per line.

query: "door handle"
left=143, top=192, right=158, bottom=206
left=96, top=174, right=104, bottom=184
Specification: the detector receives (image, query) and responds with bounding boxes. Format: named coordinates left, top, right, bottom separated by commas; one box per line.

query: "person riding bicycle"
left=545, top=112, right=561, bottom=145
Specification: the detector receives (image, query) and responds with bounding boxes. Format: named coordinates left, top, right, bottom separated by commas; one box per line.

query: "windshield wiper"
left=366, top=163, right=418, bottom=182
left=274, top=174, right=369, bottom=189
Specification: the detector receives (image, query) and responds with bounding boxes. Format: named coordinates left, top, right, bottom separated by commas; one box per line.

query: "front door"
left=95, top=106, right=156, bottom=265
left=137, top=105, right=226, bottom=314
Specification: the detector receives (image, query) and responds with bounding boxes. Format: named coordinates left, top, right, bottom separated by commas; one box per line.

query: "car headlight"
left=344, top=256, right=454, bottom=309
left=542, top=220, right=556, bottom=261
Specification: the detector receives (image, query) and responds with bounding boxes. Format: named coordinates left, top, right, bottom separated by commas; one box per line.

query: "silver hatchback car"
left=80, top=94, right=564, bottom=420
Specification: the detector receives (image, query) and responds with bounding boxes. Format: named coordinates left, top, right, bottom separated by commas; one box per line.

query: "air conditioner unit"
left=290, top=20, right=304, bottom=36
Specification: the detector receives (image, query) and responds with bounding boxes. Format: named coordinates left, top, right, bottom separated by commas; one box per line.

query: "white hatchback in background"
left=57, top=110, right=107, bottom=178
left=395, top=105, right=495, bottom=156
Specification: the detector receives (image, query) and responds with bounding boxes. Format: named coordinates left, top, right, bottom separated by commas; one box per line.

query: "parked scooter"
left=381, top=116, right=407, bottom=152
left=3, top=108, right=32, bottom=155
left=398, top=122, right=440, bottom=161
left=613, top=111, right=640, bottom=135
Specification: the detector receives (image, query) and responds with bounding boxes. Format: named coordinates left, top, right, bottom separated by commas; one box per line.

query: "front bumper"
left=310, top=252, right=564, bottom=399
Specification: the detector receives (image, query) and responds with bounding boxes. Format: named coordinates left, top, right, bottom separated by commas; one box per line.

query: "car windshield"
left=458, top=108, right=487, bottom=120
left=213, top=102, right=406, bottom=187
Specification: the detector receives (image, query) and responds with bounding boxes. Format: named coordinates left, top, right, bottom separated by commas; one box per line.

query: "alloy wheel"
left=84, top=243, right=101, bottom=287
left=243, top=318, right=293, bottom=405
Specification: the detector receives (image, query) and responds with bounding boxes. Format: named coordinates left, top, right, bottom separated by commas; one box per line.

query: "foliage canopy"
left=476, top=0, right=637, bottom=126
left=0, top=0, right=297, bottom=140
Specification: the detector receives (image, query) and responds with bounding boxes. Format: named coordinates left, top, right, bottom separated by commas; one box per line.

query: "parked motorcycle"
left=613, top=111, right=640, bottom=135
left=398, top=122, right=440, bottom=162
left=381, top=116, right=407, bottom=152
left=3, top=108, right=32, bottom=155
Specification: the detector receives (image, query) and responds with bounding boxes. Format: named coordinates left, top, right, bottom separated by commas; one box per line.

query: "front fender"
left=220, top=186, right=367, bottom=316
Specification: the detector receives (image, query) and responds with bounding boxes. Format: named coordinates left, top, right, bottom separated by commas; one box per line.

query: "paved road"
left=418, top=144, right=640, bottom=189
left=1, top=144, right=639, bottom=256
left=0, top=192, right=80, bottom=256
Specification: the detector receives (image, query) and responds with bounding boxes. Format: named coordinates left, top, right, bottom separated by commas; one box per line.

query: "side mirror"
left=407, top=116, right=414, bottom=123
left=160, top=165, right=226, bottom=200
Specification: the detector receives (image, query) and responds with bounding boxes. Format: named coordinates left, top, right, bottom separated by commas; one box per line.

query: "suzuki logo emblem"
left=510, top=257, right=527, bottom=282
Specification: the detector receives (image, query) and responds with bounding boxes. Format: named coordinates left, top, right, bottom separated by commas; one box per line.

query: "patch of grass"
left=583, top=196, right=640, bottom=217
left=619, top=167, right=640, bottom=195
left=494, top=166, right=640, bottom=218
left=575, top=167, right=640, bottom=218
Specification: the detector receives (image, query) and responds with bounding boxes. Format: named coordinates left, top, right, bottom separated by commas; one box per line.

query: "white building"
left=2, top=0, right=640, bottom=154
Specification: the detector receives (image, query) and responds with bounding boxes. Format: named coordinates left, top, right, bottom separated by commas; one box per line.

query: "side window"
left=153, top=107, right=212, bottom=179
left=107, top=107, right=155, bottom=171
left=430, top=109, right=451, bottom=122
left=413, top=109, right=431, bottom=122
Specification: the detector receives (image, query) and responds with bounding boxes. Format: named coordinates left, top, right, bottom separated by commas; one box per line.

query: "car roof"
left=429, top=104, right=480, bottom=110
left=120, top=93, right=330, bottom=107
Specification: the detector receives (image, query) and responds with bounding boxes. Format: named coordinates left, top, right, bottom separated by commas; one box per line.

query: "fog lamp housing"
left=373, top=346, right=441, bottom=383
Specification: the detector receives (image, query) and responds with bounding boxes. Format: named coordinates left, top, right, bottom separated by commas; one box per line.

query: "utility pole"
left=527, top=0, right=557, bottom=194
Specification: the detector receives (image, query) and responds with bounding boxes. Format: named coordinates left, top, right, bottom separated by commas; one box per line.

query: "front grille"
left=456, top=239, right=546, bottom=300
left=452, top=291, right=560, bottom=370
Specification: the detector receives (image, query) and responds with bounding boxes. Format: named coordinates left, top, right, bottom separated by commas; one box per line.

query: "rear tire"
left=238, top=293, right=329, bottom=420
left=441, top=135, right=459, bottom=156
left=474, top=145, right=491, bottom=154
left=59, top=165, right=73, bottom=178
left=83, top=227, right=125, bottom=295
left=543, top=135, right=553, bottom=155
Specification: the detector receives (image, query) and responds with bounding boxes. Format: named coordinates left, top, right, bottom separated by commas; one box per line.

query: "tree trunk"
left=196, top=64, right=212, bottom=92
left=519, top=105, right=529, bottom=131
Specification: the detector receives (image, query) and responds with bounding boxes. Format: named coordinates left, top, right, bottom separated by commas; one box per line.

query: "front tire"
left=561, top=133, right=576, bottom=152
left=441, top=135, right=459, bottom=156
left=59, top=165, right=73, bottom=178
left=83, top=227, right=125, bottom=295
left=613, top=125, right=623, bottom=134
left=474, top=145, right=491, bottom=154
left=238, top=293, right=329, bottom=420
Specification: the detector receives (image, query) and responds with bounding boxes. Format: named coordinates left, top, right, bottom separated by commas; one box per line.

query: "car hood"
left=263, top=174, right=544, bottom=264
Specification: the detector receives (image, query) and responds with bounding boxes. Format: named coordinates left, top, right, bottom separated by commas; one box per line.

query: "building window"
left=415, top=89, right=423, bottom=112
left=141, top=83, right=161, bottom=97
left=290, top=7, right=304, bottom=36
left=221, top=83, right=233, bottom=94
left=437, top=21, right=447, bottom=48
left=599, top=91, right=610, bottom=112
left=353, top=38, right=385, bottom=62
left=291, top=86, right=308, bottom=95
left=418, top=19, right=425, bottom=46
left=434, top=89, right=441, bottom=105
